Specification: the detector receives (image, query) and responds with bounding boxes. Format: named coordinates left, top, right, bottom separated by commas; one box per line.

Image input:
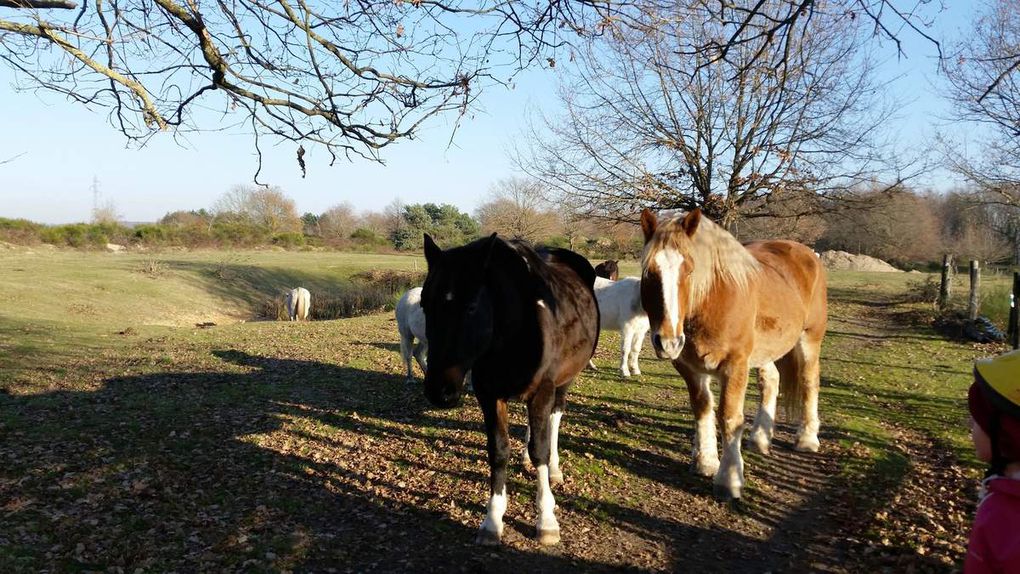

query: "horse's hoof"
left=691, top=458, right=720, bottom=477
left=712, top=482, right=742, bottom=501
left=549, top=468, right=564, bottom=486
left=748, top=430, right=771, bottom=455
left=537, top=527, right=560, bottom=546
left=794, top=436, right=820, bottom=453
left=475, top=528, right=503, bottom=546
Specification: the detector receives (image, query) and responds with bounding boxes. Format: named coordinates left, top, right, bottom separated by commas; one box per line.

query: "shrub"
left=0, top=218, right=44, bottom=244
left=272, top=232, right=306, bottom=248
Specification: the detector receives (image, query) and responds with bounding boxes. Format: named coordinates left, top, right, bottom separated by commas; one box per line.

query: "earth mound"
left=818, top=250, right=901, bottom=272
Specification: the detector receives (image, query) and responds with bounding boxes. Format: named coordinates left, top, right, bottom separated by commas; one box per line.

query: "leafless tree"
left=213, top=184, right=300, bottom=233
left=0, top=0, right=944, bottom=176
left=943, top=0, right=1020, bottom=206
left=319, top=202, right=359, bottom=244
left=91, top=198, right=120, bottom=224
left=519, top=1, right=907, bottom=227
left=816, top=187, right=942, bottom=264
left=475, top=177, right=558, bottom=242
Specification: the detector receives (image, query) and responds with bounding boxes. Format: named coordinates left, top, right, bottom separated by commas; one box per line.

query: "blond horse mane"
left=645, top=213, right=761, bottom=312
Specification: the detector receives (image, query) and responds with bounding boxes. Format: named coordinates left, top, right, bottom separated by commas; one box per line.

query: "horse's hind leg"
left=398, top=331, right=414, bottom=380
left=748, top=362, right=779, bottom=455
left=477, top=397, right=510, bottom=546
left=413, top=340, right=428, bottom=376
left=549, top=383, right=569, bottom=485
left=527, top=385, right=560, bottom=545
left=793, top=335, right=822, bottom=452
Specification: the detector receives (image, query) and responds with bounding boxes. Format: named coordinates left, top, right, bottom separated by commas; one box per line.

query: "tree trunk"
left=938, top=254, right=953, bottom=312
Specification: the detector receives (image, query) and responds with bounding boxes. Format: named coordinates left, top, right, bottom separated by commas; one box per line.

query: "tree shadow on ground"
left=0, top=346, right=963, bottom=572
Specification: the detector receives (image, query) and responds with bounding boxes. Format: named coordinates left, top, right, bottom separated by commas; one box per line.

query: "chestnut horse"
left=421, top=233, right=599, bottom=545
left=639, top=208, right=827, bottom=499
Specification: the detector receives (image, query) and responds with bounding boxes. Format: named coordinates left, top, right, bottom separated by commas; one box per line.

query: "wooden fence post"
left=938, top=254, right=953, bottom=311
left=1011, top=272, right=1020, bottom=349
left=968, top=260, right=981, bottom=320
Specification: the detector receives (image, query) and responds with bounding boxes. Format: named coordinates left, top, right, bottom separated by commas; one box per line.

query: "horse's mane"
left=645, top=213, right=761, bottom=310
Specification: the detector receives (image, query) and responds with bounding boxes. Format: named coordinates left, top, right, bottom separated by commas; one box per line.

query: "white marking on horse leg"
left=749, top=362, right=779, bottom=455
left=795, top=388, right=821, bottom=452
left=794, top=336, right=822, bottom=453
left=549, top=411, right=563, bottom=485
left=476, top=486, right=506, bottom=545
left=693, top=409, right=720, bottom=476
left=714, top=422, right=745, bottom=500
left=521, top=424, right=532, bottom=467
left=690, top=376, right=719, bottom=476
left=535, top=464, right=560, bottom=545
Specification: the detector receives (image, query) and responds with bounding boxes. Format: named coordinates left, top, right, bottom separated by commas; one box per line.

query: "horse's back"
left=594, top=276, right=643, bottom=330
left=532, top=246, right=600, bottom=385
left=744, top=240, right=827, bottom=350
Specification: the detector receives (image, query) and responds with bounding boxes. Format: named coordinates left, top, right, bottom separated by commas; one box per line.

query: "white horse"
left=285, top=287, right=311, bottom=321
left=396, top=287, right=428, bottom=380
left=591, top=276, right=650, bottom=377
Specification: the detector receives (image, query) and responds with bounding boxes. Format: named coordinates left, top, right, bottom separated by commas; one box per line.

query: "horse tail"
left=297, top=289, right=309, bottom=320
left=777, top=350, right=804, bottom=422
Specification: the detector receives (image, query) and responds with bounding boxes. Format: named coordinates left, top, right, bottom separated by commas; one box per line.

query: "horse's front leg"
left=476, top=396, right=510, bottom=545
left=680, top=366, right=719, bottom=477
left=527, top=387, right=560, bottom=545
left=619, top=329, right=632, bottom=377
left=749, top=362, right=778, bottom=455
left=629, top=322, right=648, bottom=376
left=714, top=358, right=749, bottom=500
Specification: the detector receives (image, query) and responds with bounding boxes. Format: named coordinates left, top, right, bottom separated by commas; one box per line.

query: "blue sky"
left=0, top=3, right=978, bottom=224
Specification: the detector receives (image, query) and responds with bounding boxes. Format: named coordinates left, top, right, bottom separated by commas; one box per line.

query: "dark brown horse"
left=594, top=259, right=619, bottom=281
left=639, top=209, right=827, bottom=499
left=421, top=233, right=600, bottom=545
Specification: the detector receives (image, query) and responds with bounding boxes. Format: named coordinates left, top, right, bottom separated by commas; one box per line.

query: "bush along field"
left=0, top=250, right=995, bottom=572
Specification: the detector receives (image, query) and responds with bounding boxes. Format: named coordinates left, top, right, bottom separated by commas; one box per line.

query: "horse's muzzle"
left=652, top=333, right=685, bottom=361
left=423, top=366, right=466, bottom=409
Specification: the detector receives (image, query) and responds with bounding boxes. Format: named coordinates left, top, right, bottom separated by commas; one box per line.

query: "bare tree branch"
left=0, top=0, right=76, bottom=8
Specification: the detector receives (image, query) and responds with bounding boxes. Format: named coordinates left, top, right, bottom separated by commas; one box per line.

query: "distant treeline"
left=0, top=185, right=642, bottom=258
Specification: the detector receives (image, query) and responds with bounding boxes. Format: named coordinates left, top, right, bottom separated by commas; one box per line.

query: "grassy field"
left=0, top=248, right=997, bottom=572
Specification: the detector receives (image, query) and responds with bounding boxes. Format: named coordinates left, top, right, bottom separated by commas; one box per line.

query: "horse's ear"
left=681, top=208, right=702, bottom=237
left=640, top=209, right=657, bottom=243
left=482, top=232, right=498, bottom=269
left=424, top=233, right=442, bottom=267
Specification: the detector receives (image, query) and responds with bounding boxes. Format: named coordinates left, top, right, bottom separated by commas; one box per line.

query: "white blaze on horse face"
left=653, top=248, right=685, bottom=338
